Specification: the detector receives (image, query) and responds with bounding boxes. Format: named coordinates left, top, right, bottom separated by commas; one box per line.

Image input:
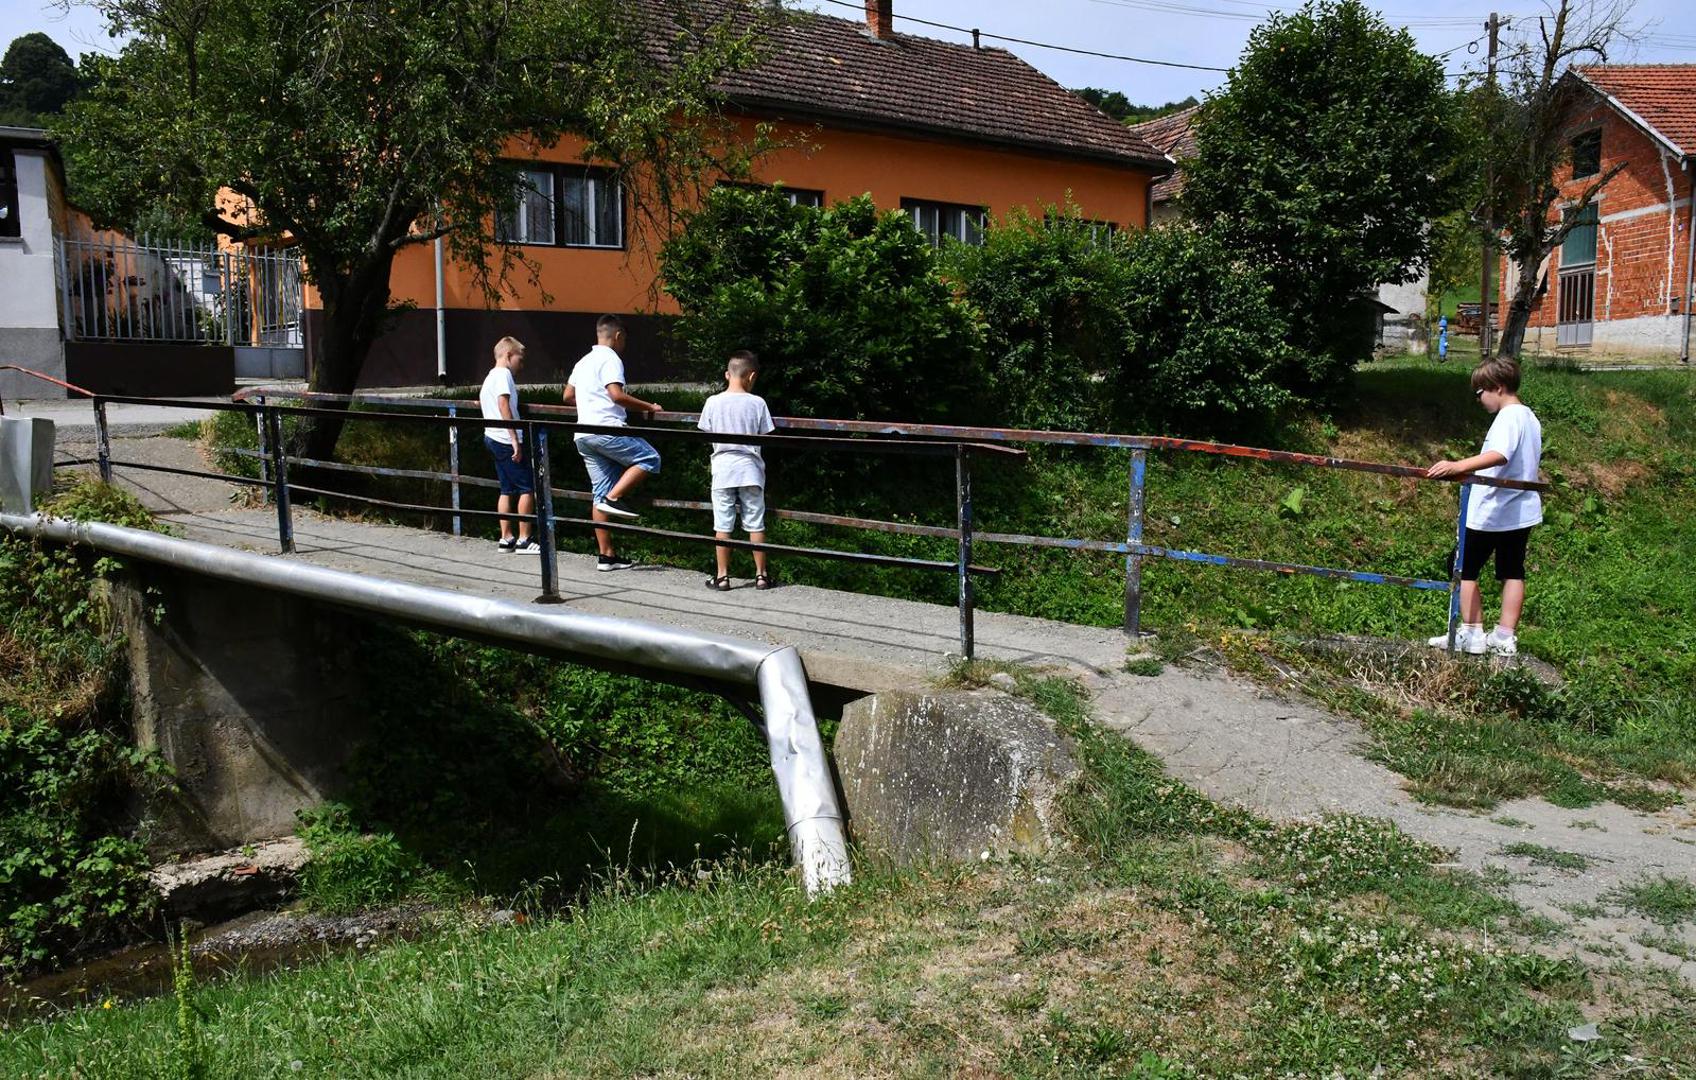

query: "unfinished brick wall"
left=1499, top=104, right=1694, bottom=334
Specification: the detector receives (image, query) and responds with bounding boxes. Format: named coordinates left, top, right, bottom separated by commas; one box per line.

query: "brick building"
left=1505, top=65, right=1695, bottom=361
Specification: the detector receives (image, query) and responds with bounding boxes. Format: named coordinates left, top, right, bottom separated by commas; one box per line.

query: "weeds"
left=1612, top=876, right=1696, bottom=927
left=1502, top=842, right=1590, bottom=871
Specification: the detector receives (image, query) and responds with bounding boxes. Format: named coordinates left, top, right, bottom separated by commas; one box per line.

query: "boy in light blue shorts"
left=698, top=350, right=775, bottom=590
left=562, top=315, right=664, bottom=571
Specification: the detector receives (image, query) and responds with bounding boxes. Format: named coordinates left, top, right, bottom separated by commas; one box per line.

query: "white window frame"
left=901, top=198, right=986, bottom=247
left=496, top=163, right=625, bottom=250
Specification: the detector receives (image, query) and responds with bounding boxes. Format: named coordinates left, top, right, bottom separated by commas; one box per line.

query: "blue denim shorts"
left=484, top=436, right=534, bottom=496
left=574, top=432, right=661, bottom=501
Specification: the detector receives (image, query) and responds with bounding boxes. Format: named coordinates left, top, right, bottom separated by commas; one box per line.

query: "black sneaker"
left=595, top=497, right=641, bottom=519
left=597, top=552, right=635, bottom=572
left=497, top=536, right=517, bottom=552
left=513, top=537, right=541, bottom=554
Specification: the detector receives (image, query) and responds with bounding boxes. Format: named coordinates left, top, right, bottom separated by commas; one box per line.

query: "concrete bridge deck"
left=171, top=506, right=1131, bottom=697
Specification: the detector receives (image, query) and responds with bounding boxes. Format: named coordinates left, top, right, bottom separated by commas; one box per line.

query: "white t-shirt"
left=479, top=365, right=520, bottom=444
left=1467, top=402, right=1543, bottom=531
left=698, top=391, right=775, bottom=489
left=568, top=345, right=629, bottom=431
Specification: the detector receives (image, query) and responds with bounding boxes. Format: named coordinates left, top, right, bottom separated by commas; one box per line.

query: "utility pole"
left=1479, top=11, right=1501, bottom=357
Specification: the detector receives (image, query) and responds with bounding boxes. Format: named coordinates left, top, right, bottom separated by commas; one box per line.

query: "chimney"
left=866, top=0, right=893, bottom=39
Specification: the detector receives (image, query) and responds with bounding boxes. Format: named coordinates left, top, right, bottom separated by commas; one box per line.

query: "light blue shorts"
left=574, top=433, right=660, bottom=501
left=712, top=485, right=766, bottom=533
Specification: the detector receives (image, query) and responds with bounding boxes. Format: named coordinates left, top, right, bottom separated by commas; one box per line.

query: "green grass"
left=9, top=666, right=1694, bottom=1077
left=1501, top=842, right=1590, bottom=871
left=1613, top=876, right=1696, bottom=927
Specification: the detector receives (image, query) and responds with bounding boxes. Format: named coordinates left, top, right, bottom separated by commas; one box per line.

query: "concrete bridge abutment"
left=106, top=565, right=372, bottom=856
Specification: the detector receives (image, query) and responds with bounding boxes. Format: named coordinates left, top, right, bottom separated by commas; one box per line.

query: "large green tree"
left=1182, top=0, right=1464, bottom=382
left=0, top=33, right=81, bottom=125
left=60, top=0, right=768, bottom=458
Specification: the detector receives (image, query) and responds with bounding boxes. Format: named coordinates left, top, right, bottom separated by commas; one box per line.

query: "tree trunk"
left=301, top=249, right=398, bottom=462
left=1496, top=248, right=1545, bottom=360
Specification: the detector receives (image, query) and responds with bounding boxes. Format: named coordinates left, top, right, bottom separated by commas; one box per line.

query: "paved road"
left=67, top=436, right=1696, bottom=980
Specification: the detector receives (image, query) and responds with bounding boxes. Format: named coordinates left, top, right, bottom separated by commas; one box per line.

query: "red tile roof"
left=643, top=4, right=1169, bottom=171
left=1573, top=65, right=1696, bottom=159
left=1126, top=104, right=1201, bottom=203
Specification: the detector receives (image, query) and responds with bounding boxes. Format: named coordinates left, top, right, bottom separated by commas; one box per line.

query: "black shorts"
left=1460, top=526, right=1531, bottom=582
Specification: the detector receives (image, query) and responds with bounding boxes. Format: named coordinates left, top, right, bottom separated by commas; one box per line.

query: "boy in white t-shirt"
left=1426, top=357, right=1543, bottom=656
left=698, top=350, right=776, bottom=590
left=562, top=315, right=664, bottom=572
left=478, top=336, right=538, bottom=553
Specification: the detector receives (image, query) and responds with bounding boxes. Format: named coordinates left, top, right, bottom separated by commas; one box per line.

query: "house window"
left=1561, top=204, right=1599, bottom=266
left=1045, top=212, right=1118, bottom=246
left=717, top=180, right=824, bottom=208
left=902, top=198, right=986, bottom=246
left=1570, top=130, right=1602, bottom=179
left=496, top=164, right=623, bottom=249
left=0, top=152, right=21, bottom=239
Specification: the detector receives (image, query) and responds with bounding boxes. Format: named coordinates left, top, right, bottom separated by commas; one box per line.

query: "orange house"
left=334, top=0, right=1170, bottom=387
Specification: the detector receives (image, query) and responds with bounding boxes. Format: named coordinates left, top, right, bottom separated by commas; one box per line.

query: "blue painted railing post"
left=446, top=404, right=462, bottom=536
left=1445, top=483, right=1472, bottom=652
left=533, top=423, right=561, bottom=603
left=1125, top=448, right=1147, bottom=638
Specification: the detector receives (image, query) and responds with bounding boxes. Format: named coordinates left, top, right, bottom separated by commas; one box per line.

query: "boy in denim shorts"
left=562, top=315, right=663, bottom=571
left=698, top=350, right=775, bottom=590
left=478, top=336, right=538, bottom=553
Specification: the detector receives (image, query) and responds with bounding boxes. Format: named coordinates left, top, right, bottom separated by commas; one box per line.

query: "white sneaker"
left=1484, top=628, right=1518, bottom=656
left=1428, top=626, right=1486, bottom=654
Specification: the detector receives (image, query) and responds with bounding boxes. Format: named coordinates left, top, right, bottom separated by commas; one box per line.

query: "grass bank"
left=6, top=671, right=1693, bottom=1077
left=197, top=360, right=1696, bottom=808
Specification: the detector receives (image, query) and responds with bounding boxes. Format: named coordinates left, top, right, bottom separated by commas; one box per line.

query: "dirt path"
left=1089, top=666, right=1696, bottom=980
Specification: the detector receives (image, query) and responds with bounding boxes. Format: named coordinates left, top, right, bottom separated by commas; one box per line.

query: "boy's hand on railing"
left=1426, top=460, right=1462, bottom=479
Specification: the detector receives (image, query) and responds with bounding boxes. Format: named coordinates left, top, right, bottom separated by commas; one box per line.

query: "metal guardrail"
left=11, top=368, right=1547, bottom=656
left=229, top=387, right=1545, bottom=653
left=76, top=390, right=1017, bottom=658
left=0, top=511, right=851, bottom=895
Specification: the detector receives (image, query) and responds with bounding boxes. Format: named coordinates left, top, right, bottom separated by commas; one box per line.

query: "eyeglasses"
left=1473, top=388, right=1486, bottom=399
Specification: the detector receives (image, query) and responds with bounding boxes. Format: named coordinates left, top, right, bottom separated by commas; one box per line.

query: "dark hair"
left=727, top=349, right=759, bottom=377
left=1471, top=357, right=1521, bottom=394
left=595, top=314, right=626, bottom=338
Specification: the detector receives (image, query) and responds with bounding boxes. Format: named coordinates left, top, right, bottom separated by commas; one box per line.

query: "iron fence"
left=57, top=234, right=304, bottom=347
left=11, top=372, right=1548, bottom=661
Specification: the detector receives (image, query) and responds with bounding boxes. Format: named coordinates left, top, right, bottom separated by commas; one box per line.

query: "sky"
left=5, top=0, right=1695, bottom=106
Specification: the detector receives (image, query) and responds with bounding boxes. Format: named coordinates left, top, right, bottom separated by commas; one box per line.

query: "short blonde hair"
left=494, top=336, right=526, bottom=361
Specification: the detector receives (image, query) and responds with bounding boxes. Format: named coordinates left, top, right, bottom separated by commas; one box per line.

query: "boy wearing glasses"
left=1425, top=358, right=1543, bottom=656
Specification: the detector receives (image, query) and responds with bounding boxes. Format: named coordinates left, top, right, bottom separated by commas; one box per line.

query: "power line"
left=1086, top=0, right=1518, bottom=29
left=813, top=0, right=1231, bottom=71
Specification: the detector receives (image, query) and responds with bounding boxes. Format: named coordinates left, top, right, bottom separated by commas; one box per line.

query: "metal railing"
left=231, top=387, right=1545, bottom=654
left=72, top=389, right=1016, bottom=658
left=12, top=369, right=1547, bottom=658
left=57, top=235, right=304, bottom=347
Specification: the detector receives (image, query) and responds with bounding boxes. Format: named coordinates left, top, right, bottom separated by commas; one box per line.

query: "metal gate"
left=58, top=234, right=305, bottom=358
left=1557, top=267, right=1594, bottom=347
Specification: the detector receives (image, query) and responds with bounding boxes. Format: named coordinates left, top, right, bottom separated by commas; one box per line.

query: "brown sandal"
left=754, top=574, right=773, bottom=590
left=705, top=574, right=731, bottom=591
